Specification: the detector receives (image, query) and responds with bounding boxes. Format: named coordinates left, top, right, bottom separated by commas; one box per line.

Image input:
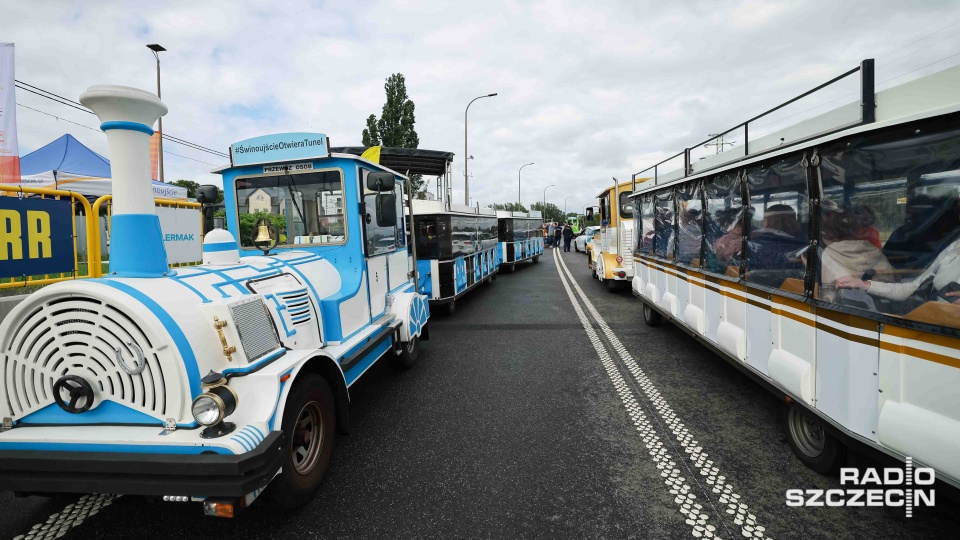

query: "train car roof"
left=495, top=210, right=543, bottom=219
left=410, top=199, right=497, bottom=217
left=630, top=62, right=960, bottom=196
left=595, top=179, right=648, bottom=198
left=331, top=146, right=454, bottom=177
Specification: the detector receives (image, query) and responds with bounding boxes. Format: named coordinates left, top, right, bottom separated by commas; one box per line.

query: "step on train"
left=627, top=59, right=960, bottom=489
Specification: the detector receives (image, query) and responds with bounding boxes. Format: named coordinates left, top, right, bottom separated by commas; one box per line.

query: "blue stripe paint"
left=0, top=441, right=233, bottom=454
left=263, top=294, right=296, bottom=337
left=248, top=425, right=266, bottom=441
left=96, top=279, right=202, bottom=398
left=109, top=214, right=171, bottom=278
left=344, top=339, right=392, bottom=387
left=100, top=120, right=154, bottom=135
left=203, top=241, right=239, bottom=253
left=221, top=348, right=286, bottom=376
left=20, top=401, right=163, bottom=426
left=234, top=431, right=256, bottom=451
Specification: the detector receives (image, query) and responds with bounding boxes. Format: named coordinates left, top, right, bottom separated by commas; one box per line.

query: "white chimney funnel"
left=80, top=85, right=170, bottom=277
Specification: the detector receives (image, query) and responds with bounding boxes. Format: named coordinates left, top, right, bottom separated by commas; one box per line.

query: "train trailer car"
left=411, top=200, right=500, bottom=315
left=0, top=85, right=429, bottom=516
left=497, top=210, right=544, bottom=272
left=629, top=59, right=960, bottom=489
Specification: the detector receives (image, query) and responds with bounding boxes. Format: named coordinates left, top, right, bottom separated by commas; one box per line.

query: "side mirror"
left=376, top=193, right=397, bottom=226
left=367, top=172, right=395, bottom=192
left=197, top=185, right=219, bottom=203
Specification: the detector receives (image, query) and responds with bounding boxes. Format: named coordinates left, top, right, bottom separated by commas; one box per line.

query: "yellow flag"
left=360, top=146, right=381, bottom=164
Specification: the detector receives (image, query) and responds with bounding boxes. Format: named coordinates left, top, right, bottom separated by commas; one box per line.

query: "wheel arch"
left=279, top=355, right=351, bottom=435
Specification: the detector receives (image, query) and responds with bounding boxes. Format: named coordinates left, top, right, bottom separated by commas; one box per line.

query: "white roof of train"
left=633, top=63, right=960, bottom=194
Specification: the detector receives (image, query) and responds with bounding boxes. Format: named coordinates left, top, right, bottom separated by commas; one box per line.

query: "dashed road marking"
left=555, top=249, right=771, bottom=539
left=14, top=494, right=118, bottom=540
left=553, top=248, right=720, bottom=538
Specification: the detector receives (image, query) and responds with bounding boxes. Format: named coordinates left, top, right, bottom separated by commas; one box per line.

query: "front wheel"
left=607, top=279, right=618, bottom=292
left=642, top=303, right=662, bottom=327
left=575, top=244, right=580, bottom=252
left=445, top=301, right=456, bottom=315
left=532, top=256, right=539, bottom=263
left=391, top=335, right=419, bottom=370
left=785, top=405, right=844, bottom=474
left=266, top=375, right=336, bottom=510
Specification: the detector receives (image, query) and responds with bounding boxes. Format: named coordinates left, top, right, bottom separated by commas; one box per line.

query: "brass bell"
left=254, top=221, right=272, bottom=243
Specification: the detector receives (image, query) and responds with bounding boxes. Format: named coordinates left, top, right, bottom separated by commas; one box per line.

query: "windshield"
left=234, top=170, right=345, bottom=248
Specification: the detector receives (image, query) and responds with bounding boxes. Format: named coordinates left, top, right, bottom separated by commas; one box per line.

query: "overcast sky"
left=6, top=0, right=960, bottom=213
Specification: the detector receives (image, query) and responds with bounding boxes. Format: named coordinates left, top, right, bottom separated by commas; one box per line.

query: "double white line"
left=553, top=248, right=770, bottom=540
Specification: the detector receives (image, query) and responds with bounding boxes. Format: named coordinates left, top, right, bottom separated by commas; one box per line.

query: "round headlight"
left=192, top=394, right=224, bottom=426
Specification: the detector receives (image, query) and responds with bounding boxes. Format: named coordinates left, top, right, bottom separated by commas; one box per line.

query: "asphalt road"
left=1, top=248, right=957, bottom=539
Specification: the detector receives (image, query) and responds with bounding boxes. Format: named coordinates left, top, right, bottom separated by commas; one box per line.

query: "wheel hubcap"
left=788, top=407, right=825, bottom=457
left=292, top=401, right=324, bottom=475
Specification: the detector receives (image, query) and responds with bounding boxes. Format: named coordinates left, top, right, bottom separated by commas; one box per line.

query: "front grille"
left=230, top=299, right=281, bottom=362
left=0, top=295, right=184, bottom=421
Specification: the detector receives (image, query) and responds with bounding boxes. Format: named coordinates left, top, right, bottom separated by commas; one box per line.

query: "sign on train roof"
left=229, top=132, right=330, bottom=167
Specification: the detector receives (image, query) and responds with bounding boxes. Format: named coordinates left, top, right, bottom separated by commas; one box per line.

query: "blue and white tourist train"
left=410, top=200, right=500, bottom=314
left=0, top=85, right=429, bottom=516
left=497, top=210, right=544, bottom=272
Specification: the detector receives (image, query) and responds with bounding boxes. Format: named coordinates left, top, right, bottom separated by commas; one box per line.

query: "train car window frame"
left=653, top=188, right=676, bottom=261
left=675, top=180, right=705, bottom=269
left=233, top=167, right=347, bottom=250
left=702, top=171, right=746, bottom=280
left=360, top=168, right=400, bottom=257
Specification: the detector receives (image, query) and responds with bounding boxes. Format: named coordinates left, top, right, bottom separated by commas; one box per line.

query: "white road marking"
left=553, top=249, right=719, bottom=538
left=555, top=250, right=771, bottom=539
left=13, top=494, right=118, bottom=540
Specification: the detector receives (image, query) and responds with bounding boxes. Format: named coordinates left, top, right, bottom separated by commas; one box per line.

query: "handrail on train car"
left=0, top=185, right=98, bottom=286
left=92, top=194, right=203, bottom=272
left=631, top=58, right=875, bottom=191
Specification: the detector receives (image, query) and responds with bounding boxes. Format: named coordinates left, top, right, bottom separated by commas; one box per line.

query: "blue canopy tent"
left=17, top=134, right=186, bottom=199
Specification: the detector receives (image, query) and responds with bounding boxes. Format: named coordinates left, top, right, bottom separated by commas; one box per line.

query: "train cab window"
left=362, top=172, right=398, bottom=257
left=600, top=193, right=612, bottom=225
left=619, top=191, right=634, bottom=218
left=235, top=170, right=345, bottom=248
left=704, top=172, right=744, bottom=276
left=415, top=217, right=438, bottom=259
left=744, top=157, right=809, bottom=289
left=677, top=181, right=704, bottom=267
left=817, top=122, right=960, bottom=329
left=639, top=194, right=655, bottom=255
left=653, top=189, right=676, bottom=260
left=395, top=184, right=406, bottom=248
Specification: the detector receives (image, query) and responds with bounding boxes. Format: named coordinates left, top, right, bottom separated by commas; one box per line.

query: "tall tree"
left=529, top=202, right=564, bottom=223
left=487, top=202, right=529, bottom=213
left=361, top=114, right=380, bottom=146
left=362, top=74, right=423, bottom=193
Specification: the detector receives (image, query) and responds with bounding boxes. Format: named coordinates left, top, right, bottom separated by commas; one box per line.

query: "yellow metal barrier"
left=0, top=185, right=99, bottom=288
left=92, top=195, right=203, bottom=273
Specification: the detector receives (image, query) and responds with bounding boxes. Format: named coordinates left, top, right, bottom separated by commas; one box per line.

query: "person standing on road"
left=562, top=223, right=574, bottom=252
left=554, top=225, right=563, bottom=249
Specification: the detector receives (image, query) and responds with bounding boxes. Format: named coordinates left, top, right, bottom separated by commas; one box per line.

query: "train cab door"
left=362, top=172, right=395, bottom=320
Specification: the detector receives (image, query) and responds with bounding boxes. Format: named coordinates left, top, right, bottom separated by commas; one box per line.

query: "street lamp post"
left=564, top=196, right=573, bottom=218
left=464, top=93, right=497, bottom=205
left=147, top=43, right=166, bottom=183
left=518, top=162, right=534, bottom=206
left=542, top=184, right=555, bottom=221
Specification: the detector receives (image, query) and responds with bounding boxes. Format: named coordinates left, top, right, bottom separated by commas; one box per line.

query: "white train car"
left=497, top=210, right=544, bottom=271
left=0, top=85, right=429, bottom=516
left=630, top=59, right=960, bottom=487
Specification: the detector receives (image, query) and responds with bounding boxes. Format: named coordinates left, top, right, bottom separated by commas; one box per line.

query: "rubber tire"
left=391, top=335, right=419, bottom=370
left=491, top=272, right=497, bottom=281
left=607, top=279, right=618, bottom=292
left=266, top=375, right=336, bottom=510
left=533, top=256, right=539, bottom=263
left=785, top=405, right=844, bottom=474
left=643, top=303, right=662, bottom=327
left=508, top=264, right=516, bottom=273
left=575, top=244, right=579, bottom=252
left=445, top=302, right=456, bottom=315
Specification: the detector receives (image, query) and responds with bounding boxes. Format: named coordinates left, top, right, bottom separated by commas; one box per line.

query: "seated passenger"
left=748, top=204, right=806, bottom=270
left=820, top=203, right=894, bottom=284
left=836, top=235, right=960, bottom=305
left=677, top=208, right=702, bottom=264
left=855, top=204, right=882, bottom=249
left=712, top=208, right=747, bottom=262
left=882, top=195, right=960, bottom=270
